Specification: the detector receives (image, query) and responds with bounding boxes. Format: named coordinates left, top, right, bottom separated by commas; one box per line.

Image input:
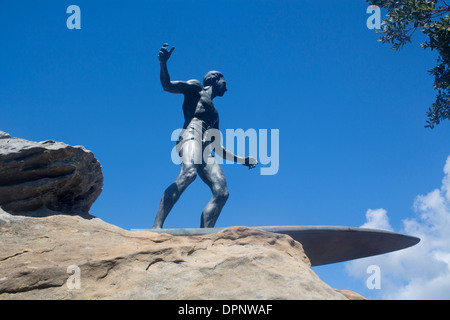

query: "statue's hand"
left=158, top=43, right=175, bottom=63
left=243, top=157, right=258, bottom=170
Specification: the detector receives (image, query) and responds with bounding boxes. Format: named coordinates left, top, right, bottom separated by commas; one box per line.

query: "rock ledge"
left=0, top=209, right=355, bottom=300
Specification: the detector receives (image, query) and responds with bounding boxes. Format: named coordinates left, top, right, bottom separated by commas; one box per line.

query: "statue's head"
left=203, top=71, right=227, bottom=97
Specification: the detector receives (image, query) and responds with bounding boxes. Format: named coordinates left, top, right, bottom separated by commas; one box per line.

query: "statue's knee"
left=182, top=167, right=197, bottom=184
left=215, top=188, right=229, bottom=204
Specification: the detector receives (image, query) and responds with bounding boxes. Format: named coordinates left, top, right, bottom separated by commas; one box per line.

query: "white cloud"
left=360, top=208, right=393, bottom=231
left=345, top=155, right=450, bottom=299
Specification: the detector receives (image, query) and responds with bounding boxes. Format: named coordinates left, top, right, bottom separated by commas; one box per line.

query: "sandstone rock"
left=0, top=209, right=348, bottom=300
left=334, top=289, right=368, bottom=300
left=0, top=134, right=103, bottom=215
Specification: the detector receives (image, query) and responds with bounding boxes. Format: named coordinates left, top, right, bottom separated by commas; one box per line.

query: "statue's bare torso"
left=181, top=80, right=219, bottom=130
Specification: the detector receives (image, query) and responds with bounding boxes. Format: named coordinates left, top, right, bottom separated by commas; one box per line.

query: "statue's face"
left=214, top=77, right=227, bottom=97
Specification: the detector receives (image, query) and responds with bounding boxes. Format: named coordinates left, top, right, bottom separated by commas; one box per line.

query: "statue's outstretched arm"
left=209, top=123, right=258, bottom=170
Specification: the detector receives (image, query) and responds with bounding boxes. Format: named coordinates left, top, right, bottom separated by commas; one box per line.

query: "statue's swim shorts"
left=176, top=118, right=212, bottom=163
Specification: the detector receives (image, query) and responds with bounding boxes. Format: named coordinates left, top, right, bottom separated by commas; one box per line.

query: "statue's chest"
left=194, top=94, right=218, bottom=121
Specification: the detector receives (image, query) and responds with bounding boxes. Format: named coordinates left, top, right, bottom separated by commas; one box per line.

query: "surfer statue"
left=153, top=43, right=258, bottom=229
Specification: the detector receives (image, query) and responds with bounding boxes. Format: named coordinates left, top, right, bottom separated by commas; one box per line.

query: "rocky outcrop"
left=0, top=131, right=365, bottom=300
left=0, top=209, right=351, bottom=300
left=0, top=132, right=103, bottom=215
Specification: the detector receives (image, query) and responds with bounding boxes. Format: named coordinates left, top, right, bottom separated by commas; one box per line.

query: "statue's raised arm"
left=158, top=43, right=201, bottom=94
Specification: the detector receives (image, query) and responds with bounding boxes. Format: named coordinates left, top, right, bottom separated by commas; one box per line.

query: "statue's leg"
left=153, top=140, right=199, bottom=229
left=198, top=154, right=229, bottom=228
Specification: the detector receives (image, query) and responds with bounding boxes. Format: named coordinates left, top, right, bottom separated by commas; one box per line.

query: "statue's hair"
left=203, top=71, right=224, bottom=87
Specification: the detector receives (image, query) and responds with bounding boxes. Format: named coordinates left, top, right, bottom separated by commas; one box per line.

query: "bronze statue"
left=153, top=44, right=257, bottom=229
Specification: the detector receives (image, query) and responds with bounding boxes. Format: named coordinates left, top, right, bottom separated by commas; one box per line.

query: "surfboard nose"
left=285, top=227, right=421, bottom=266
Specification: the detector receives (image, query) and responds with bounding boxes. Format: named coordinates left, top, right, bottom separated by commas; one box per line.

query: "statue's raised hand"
left=158, top=43, right=175, bottom=63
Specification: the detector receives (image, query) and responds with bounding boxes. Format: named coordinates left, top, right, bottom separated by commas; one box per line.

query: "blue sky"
left=2, top=1, right=450, bottom=299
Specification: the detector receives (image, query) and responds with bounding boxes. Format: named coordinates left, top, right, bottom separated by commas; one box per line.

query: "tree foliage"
left=368, top=0, right=450, bottom=128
